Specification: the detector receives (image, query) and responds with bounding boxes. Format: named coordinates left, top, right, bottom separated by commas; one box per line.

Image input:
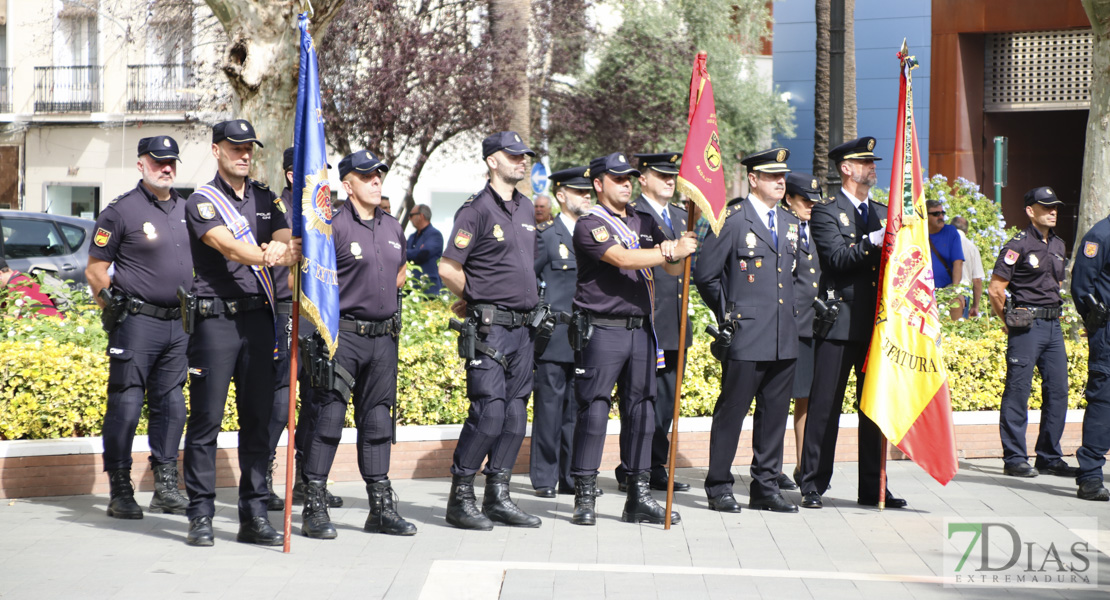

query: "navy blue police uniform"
left=530, top=166, right=589, bottom=496
left=183, top=120, right=288, bottom=545
left=693, top=148, right=799, bottom=513
left=785, top=173, right=823, bottom=401
left=994, top=187, right=1073, bottom=478
left=569, top=152, right=681, bottom=525
left=90, top=135, right=192, bottom=517
left=618, top=152, right=693, bottom=493
left=441, top=132, right=542, bottom=530
left=299, top=150, right=418, bottom=536
left=1071, top=215, right=1110, bottom=501
left=800, top=137, right=897, bottom=508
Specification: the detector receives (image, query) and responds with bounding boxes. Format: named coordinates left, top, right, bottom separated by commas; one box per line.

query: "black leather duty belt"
left=589, top=313, right=647, bottom=329
left=338, top=318, right=394, bottom=337
left=276, top=301, right=293, bottom=315
left=1017, top=306, right=1062, bottom=320
left=468, top=305, right=531, bottom=328
left=196, top=295, right=270, bottom=317
left=124, top=297, right=180, bottom=320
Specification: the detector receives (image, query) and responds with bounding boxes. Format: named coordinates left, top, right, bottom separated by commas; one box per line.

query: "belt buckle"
left=226, top=300, right=239, bottom=315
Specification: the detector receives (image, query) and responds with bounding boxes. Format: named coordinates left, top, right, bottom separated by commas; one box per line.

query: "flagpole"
left=664, top=199, right=697, bottom=530
left=283, top=261, right=301, bottom=553
left=878, top=435, right=887, bottom=511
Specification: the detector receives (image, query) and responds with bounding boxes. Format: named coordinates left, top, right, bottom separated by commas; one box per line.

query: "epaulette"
left=108, top=191, right=129, bottom=206
left=537, top=220, right=553, bottom=232
left=871, top=198, right=888, bottom=207
left=250, top=179, right=270, bottom=191
left=461, top=192, right=479, bottom=208
left=1011, top=231, right=1026, bottom=242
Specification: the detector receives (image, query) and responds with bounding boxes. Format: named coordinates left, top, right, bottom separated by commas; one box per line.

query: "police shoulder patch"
left=273, top=198, right=287, bottom=213
left=1003, top=249, right=1020, bottom=265
left=94, top=228, right=111, bottom=247
left=591, top=226, right=610, bottom=243
left=454, top=229, right=473, bottom=249
left=198, top=202, right=216, bottom=220
left=1084, top=241, right=1099, bottom=258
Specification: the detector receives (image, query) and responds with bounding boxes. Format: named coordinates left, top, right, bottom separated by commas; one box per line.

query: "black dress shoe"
left=707, top=493, right=741, bottom=513
left=750, top=493, right=798, bottom=513
left=1077, top=479, right=1110, bottom=501
left=650, top=475, right=691, bottom=492
left=186, top=516, right=214, bottom=547
left=776, top=472, right=797, bottom=491
left=800, top=492, right=823, bottom=509
left=534, top=487, right=556, bottom=498
left=237, top=516, right=284, bottom=546
left=858, top=492, right=907, bottom=509
left=1037, top=460, right=1079, bottom=478
left=1003, top=461, right=1038, bottom=478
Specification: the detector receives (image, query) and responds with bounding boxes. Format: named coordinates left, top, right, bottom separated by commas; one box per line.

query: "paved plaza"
left=1, top=458, right=1108, bottom=599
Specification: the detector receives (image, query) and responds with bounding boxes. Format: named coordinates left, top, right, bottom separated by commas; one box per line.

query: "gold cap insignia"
left=811, top=179, right=818, bottom=190
left=776, top=149, right=786, bottom=162
left=670, top=155, right=678, bottom=162
left=239, top=122, right=248, bottom=131
left=867, top=138, right=875, bottom=151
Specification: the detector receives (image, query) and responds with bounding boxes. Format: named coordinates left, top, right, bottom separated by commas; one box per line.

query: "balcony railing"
left=34, top=66, right=103, bottom=113
left=127, top=64, right=198, bottom=113
left=0, top=68, right=11, bottom=113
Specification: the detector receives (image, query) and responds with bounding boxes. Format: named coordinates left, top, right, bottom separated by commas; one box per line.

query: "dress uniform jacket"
left=693, top=197, right=799, bottom=361
left=534, top=217, right=576, bottom=364
left=792, top=220, right=822, bottom=339
left=809, top=190, right=887, bottom=341
left=629, top=196, right=693, bottom=350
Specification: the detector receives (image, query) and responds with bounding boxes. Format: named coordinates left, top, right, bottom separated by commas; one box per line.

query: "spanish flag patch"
left=94, top=228, right=111, bottom=247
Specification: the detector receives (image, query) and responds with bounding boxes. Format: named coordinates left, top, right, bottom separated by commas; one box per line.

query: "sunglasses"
left=409, top=212, right=420, bottom=217
left=928, top=210, right=946, bottom=217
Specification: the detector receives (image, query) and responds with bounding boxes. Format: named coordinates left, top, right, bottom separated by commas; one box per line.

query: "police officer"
left=1071, top=215, right=1110, bottom=501
left=568, top=152, right=696, bottom=526
left=782, top=173, right=823, bottom=490
left=693, top=148, right=799, bottom=514
left=800, top=137, right=904, bottom=509
left=439, top=131, right=542, bottom=530
left=988, top=187, right=1077, bottom=479
left=85, top=136, right=192, bottom=519
left=616, top=152, right=692, bottom=494
left=264, top=148, right=342, bottom=512
left=299, top=150, right=417, bottom=538
left=182, top=119, right=300, bottom=546
left=530, top=166, right=592, bottom=497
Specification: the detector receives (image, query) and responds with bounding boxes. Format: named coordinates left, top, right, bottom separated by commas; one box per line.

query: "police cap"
left=633, top=152, right=681, bottom=175
left=587, top=153, right=640, bottom=181
left=1024, top=186, right=1064, bottom=207
left=481, top=131, right=536, bottom=159
left=549, top=166, right=592, bottom=191
left=137, top=136, right=180, bottom=161
left=339, top=149, right=389, bottom=180
left=741, top=148, right=791, bottom=174
left=283, top=147, right=331, bottom=172
left=212, top=119, right=264, bottom=147
left=829, top=136, right=882, bottom=162
left=785, top=172, right=822, bottom=201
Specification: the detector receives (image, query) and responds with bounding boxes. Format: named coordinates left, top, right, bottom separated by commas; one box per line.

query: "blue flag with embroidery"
left=291, top=13, right=339, bottom=358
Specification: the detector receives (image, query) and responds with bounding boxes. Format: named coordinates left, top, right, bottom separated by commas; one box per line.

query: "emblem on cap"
left=365, top=151, right=372, bottom=160
left=1003, top=249, right=1019, bottom=265
left=239, top=122, right=247, bottom=131
left=559, top=243, right=569, bottom=259
left=618, top=154, right=626, bottom=163
left=1085, top=241, right=1099, bottom=258
left=670, top=155, right=678, bottom=162
left=811, top=179, right=818, bottom=190
left=350, top=242, right=363, bottom=258
left=163, top=139, right=171, bottom=147
left=776, top=149, right=786, bottom=162
left=454, top=230, right=472, bottom=248
left=492, top=223, right=504, bottom=241
left=94, top=228, right=111, bottom=247
left=198, top=203, right=216, bottom=220
left=143, top=222, right=157, bottom=240
left=867, top=138, right=875, bottom=151
left=591, top=226, right=610, bottom=243
left=1046, top=189, right=1053, bottom=195
left=514, top=134, right=521, bottom=142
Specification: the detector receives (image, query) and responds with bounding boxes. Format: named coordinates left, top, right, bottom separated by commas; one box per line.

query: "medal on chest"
left=493, top=223, right=505, bottom=242
left=739, top=260, right=747, bottom=271
left=839, top=212, right=850, bottom=227
left=143, top=222, right=157, bottom=240
left=559, top=243, right=569, bottom=259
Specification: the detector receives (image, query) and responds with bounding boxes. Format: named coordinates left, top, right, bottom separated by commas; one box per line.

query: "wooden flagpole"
left=283, top=263, right=301, bottom=552
left=664, top=200, right=697, bottom=530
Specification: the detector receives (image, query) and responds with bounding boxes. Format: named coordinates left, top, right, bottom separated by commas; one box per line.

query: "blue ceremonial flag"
left=291, top=13, right=339, bottom=358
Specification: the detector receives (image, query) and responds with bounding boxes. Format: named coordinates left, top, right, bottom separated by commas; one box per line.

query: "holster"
left=1003, top=298, right=1033, bottom=331
left=177, top=286, right=197, bottom=335
left=449, top=317, right=509, bottom=369
left=98, top=288, right=128, bottom=333
left=300, top=333, right=354, bottom=400
left=705, top=321, right=735, bottom=363
left=1082, top=293, right=1110, bottom=331
left=812, top=298, right=841, bottom=339
left=528, top=303, right=561, bottom=356
left=568, top=310, right=594, bottom=352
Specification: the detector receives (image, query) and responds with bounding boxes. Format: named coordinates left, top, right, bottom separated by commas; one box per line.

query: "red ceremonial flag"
left=859, top=42, right=958, bottom=486
left=677, top=52, right=728, bottom=235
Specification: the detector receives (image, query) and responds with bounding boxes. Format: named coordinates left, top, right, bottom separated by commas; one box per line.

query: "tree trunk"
left=813, top=0, right=831, bottom=184
left=1077, top=0, right=1110, bottom=258
left=204, top=0, right=344, bottom=190
left=489, top=0, right=531, bottom=196
left=399, top=146, right=432, bottom=232
left=842, top=0, right=857, bottom=140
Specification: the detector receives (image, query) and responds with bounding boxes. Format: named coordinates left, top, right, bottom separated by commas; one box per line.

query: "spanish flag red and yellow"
left=677, top=52, right=728, bottom=235
left=859, top=43, right=958, bottom=486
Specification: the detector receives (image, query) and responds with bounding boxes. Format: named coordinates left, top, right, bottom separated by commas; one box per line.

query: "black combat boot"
left=266, top=460, right=284, bottom=511
left=106, top=468, right=143, bottom=519
left=293, top=460, right=344, bottom=508
left=301, top=479, right=338, bottom=539
left=482, top=469, right=541, bottom=528
left=365, top=480, right=417, bottom=536
left=149, top=462, right=188, bottom=515
left=570, top=475, right=597, bottom=526
left=445, top=474, right=494, bottom=530
left=621, top=472, right=680, bottom=525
